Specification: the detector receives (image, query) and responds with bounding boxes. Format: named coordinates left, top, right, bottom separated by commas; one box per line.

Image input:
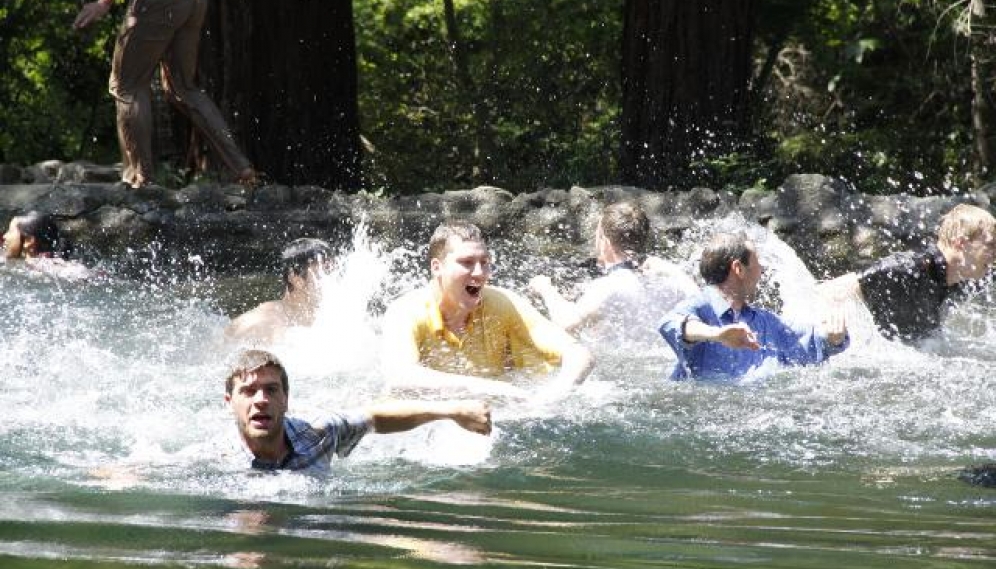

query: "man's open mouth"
left=249, top=413, right=272, bottom=427
left=465, top=285, right=482, bottom=297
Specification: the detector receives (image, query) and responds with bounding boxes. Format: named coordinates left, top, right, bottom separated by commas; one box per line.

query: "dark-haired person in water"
left=660, top=232, right=848, bottom=381
left=2, top=212, right=90, bottom=280
left=226, top=238, right=336, bottom=346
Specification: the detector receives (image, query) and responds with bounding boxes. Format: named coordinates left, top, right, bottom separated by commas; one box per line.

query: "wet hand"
left=717, top=323, right=760, bottom=350
left=74, top=1, right=112, bottom=29
left=823, top=308, right=847, bottom=346
left=450, top=401, right=492, bottom=435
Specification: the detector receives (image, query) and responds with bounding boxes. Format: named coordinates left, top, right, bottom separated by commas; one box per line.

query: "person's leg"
left=160, top=0, right=255, bottom=182
left=109, top=0, right=178, bottom=187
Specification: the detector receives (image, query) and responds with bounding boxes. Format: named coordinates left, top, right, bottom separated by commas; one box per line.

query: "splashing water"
left=1, top=214, right=995, bottom=567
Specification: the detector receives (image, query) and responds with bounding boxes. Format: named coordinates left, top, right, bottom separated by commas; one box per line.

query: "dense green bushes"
left=1, top=0, right=989, bottom=194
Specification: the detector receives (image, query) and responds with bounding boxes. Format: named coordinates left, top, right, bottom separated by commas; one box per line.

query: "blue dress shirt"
left=659, top=287, right=848, bottom=380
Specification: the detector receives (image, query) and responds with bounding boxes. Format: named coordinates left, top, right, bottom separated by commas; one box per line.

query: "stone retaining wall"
left=1, top=160, right=992, bottom=278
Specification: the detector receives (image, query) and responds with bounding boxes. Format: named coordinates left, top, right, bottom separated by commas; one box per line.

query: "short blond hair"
left=937, top=204, right=996, bottom=247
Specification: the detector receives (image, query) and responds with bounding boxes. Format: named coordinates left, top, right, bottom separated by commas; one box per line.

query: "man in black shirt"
left=819, top=204, right=996, bottom=342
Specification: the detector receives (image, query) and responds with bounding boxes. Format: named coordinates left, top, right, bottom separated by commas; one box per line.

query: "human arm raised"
left=528, top=275, right=596, bottom=332
left=366, top=400, right=492, bottom=435
left=74, top=0, right=114, bottom=29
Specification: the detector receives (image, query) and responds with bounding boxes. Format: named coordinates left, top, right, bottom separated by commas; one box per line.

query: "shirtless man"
left=225, top=238, right=334, bottom=345
left=381, top=220, right=594, bottom=400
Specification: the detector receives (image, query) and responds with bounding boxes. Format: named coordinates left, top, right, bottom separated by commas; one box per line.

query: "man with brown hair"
left=381, top=220, right=593, bottom=400
left=225, top=349, right=492, bottom=472
left=225, top=238, right=335, bottom=346
left=529, top=201, right=697, bottom=345
left=660, top=232, right=848, bottom=380
left=74, top=0, right=256, bottom=188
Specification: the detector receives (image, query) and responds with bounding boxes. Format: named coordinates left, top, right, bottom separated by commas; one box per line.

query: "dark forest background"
left=1, top=0, right=994, bottom=195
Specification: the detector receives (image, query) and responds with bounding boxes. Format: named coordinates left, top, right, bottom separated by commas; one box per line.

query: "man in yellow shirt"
left=382, top=221, right=594, bottom=399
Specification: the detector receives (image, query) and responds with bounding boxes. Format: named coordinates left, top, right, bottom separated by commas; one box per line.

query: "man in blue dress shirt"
left=659, top=232, right=849, bottom=380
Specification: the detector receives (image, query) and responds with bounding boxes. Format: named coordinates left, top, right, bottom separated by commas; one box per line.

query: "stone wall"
left=1, top=160, right=992, bottom=278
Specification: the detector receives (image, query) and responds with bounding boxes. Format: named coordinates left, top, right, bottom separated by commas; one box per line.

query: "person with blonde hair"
left=819, top=203, right=996, bottom=342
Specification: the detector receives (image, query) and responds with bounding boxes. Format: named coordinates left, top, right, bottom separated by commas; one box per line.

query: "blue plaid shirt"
left=243, top=411, right=371, bottom=473
left=659, top=286, right=849, bottom=381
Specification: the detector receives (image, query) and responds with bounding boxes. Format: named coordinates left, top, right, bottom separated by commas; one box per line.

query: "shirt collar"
left=235, top=418, right=297, bottom=469
left=425, top=287, right=485, bottom=339
left=704, top=285, right=754, bottom=319
left=604, top=260, right=638, bottom=274
left=426, top=293, right=447, bottom=335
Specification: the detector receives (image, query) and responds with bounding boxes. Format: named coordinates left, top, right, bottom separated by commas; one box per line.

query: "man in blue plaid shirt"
left=225, top=350, right=492, bottom=472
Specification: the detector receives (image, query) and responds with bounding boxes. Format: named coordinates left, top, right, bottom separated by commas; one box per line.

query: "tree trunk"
left=620, top=0, right=756, bottom=189
left=971, top=0, right=996, bottom=184
left=196, top=0, right=362, bottom=189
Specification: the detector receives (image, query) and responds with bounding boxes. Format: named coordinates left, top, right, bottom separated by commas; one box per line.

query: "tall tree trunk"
left=970, top=0, right=996, bottom=184
left=196, top=0, right=362, bottom=189
left=442, top=0, right=495, bottom=182
left=620, top=0, right=756, bottom=189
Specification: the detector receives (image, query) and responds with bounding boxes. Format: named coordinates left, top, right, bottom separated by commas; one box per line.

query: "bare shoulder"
left=225, top=301, right=287, bottom=343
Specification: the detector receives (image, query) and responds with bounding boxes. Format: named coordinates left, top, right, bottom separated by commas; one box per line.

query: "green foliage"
left=0, top=0, right=119, bottom=165
left=355, top=0, right=622, bottom=194
left=753, top=0, right=978, bottom=194
left=0, top=0, right=987, bottom=196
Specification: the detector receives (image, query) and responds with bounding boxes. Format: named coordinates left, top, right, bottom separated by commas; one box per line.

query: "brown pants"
left=109, top=0, right=251, bottom=187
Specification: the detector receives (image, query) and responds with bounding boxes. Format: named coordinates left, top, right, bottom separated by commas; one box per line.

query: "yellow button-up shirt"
left=384, top=286, right=568, bottom=378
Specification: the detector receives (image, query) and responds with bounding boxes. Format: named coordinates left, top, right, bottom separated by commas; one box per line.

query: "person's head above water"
left=3, top=211, right=64, bottom=260
left=936, top=204, right=996, bottom=282
left=597, top=201, right=650, bottom=264
left=280, top=238, right=334, bottom=293
left=224, top=349, right=290, bottom=451
left=427, top=220, right=492, bottom=315
left=699, top=232, right=763, bottom=306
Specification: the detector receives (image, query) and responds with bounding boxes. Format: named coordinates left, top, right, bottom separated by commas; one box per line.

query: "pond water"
left=1, top=218, right=995, bottom=568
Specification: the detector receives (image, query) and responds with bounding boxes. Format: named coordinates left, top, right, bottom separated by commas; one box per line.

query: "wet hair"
left=600, top=201, right=650, bottom=259
left=225, top=349, right=289, bottom=395
left=699, top=232, right=754, bottom=285
left=15, top=211, right=67, bottom=258
left=937, top=204, right=996, bottom=248
left=281, top=238, right=334, bottom=291
left=428, top=220, right=484, bottom=261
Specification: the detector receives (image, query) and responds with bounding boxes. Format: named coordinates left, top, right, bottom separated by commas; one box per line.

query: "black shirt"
left=857, top=245, right=957, bottom=342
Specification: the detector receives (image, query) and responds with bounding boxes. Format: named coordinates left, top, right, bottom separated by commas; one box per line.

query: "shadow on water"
left=1, top=216, right=995, bottom=567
